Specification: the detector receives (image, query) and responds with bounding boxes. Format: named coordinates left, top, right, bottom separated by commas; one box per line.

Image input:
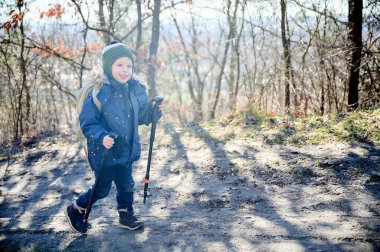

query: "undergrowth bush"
left=214, top=106, right=380, bottom=145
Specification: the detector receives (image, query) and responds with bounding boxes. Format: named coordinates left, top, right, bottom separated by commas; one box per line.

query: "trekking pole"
left=83, top=132, right=118, bottom=232
left=143, top=97, right=164, bottom=204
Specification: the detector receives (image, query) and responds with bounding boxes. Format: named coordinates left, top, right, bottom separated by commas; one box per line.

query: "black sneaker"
left=64, top=201, right=90, bottom=233
left=118, top=209, right=144, bottom=230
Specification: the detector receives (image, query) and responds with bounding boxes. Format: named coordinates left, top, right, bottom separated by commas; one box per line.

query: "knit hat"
left=102, top=40, right=134, bottom=78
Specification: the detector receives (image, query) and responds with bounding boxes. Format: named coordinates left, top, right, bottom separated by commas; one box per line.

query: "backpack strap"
left=92, top=87, right=102, bottom=111
left=91, top=74, right=107, bottom=111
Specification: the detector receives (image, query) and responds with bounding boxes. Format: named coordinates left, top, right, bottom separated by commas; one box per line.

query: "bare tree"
left=135, top=0, right=143, bottom=73
left=280, top=0, right=292, bottom=111
left=0, top=2, right=30, bottom=142
left=147, top=0, right=161, bottom=98
left=97, top=0, right=110, bottom=44
left=347, top=0, right=363, bottom=110
left=0, top=2, right=92, bottom=144
left=227, top=0, right=239, bottom=112
left=135, top=0, right=143, bottom=51
left=211, top=0, right=233, bottom=119
left=170, top=4, right=217, bottom=120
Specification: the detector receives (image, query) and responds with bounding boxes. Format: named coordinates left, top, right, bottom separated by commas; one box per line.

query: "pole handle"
left=152, top=96, right=164, bottom=120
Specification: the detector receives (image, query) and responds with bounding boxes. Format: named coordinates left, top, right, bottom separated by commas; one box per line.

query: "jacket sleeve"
left=79, top=95, right=108, bottom=145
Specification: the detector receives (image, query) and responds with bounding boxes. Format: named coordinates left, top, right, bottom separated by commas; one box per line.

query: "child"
left=65, top=40, right=167, bottom=233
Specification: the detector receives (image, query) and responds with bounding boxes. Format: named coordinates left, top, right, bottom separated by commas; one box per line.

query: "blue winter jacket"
left=79, top=76, right=159, bottom=170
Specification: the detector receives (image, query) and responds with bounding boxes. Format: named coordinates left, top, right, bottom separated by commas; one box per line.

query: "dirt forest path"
left=1, top=122, right=379, bottom=251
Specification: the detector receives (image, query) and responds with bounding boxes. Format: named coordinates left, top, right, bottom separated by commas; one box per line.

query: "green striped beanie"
left=102, top=40, right=134, bottom=78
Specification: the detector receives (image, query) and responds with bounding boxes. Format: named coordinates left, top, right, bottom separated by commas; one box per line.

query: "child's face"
left=111, top=57, right=133, bottom=84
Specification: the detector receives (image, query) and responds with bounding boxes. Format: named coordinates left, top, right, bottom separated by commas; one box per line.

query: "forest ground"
left=0, top=110, right=379, bottom=252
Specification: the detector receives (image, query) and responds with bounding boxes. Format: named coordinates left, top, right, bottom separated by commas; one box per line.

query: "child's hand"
left=152, top=98, right=169, bottom=112
left=103, top=135, right=115, bottom=149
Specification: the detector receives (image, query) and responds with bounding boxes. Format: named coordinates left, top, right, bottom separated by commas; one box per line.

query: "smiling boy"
left=64, top=40, right=167, bottom=233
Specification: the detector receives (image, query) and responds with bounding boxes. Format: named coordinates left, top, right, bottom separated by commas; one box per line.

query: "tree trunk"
left=190, top=13, right=204, bottom=120
left=320, top=81, right=325, bottom=115
left=280, top=0, right=291, bottom=111
left=135, top=0, right=143, bottom=73
left=108, top=0, right=115, bottom=42
left=210, top=0, right=232, bottom=119
left=244, top=15, right=258, bottom=104
left=135, top=0, right=142, bottom=51
left=79, top=27, right=88, bottom=88
left=147, top=0, right=161, bottom=98
left=233, top=2, right=244, bottom=111
left=347, top=0, right=363, bottom=110
left=227, top=0, right=239, bottom=112
left=171, top=10, right=198, bottom=107
left=97, top=0, right=109, bottom=44
left=16, top=3, right=28, bottom=142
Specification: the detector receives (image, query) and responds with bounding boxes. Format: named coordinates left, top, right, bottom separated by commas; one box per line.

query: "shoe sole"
left=64, top=207, right=85, bottom=234
left=118, top=222, right=144, bottom=230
